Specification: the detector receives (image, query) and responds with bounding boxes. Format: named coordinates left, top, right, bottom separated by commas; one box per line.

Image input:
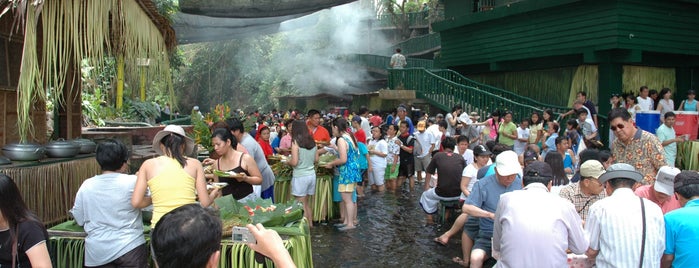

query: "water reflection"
left=311, top=188, right=462, bottom=267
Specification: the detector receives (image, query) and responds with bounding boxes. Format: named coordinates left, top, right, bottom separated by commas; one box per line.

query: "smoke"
left=256, top=2, right=390, bottom=96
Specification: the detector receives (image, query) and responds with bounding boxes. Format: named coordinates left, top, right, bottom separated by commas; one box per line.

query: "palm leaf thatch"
left=1, top=0, right=175, bottom=142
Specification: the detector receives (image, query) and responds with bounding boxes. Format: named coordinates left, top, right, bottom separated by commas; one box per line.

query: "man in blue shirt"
left=453, top=150, right=522, bottom=268
left=662, top=170, right=699, bottom=268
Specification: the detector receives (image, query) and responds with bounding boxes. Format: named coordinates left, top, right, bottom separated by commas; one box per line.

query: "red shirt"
left=354, top=129, right=367, bottom=143
left=307, top=122, right=331, bottom=142
left=634, top=185, right=681, bottom=214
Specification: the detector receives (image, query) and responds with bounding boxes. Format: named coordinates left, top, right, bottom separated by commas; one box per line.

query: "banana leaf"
left=49, top=220, right=152, bottom=235
left=215, top=195, right=304, bottom=227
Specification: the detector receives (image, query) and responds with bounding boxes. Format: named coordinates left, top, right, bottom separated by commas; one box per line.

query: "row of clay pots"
left=1, top=138, right=97, bottom=161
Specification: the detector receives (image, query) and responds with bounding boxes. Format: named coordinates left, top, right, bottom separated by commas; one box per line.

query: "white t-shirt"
left=445, top=113, right=458, bottom=136
left=459, top=163, right=480, bottom=200
left=414, top=131, right=436, bottom=158
left=368, top=139, right=388, bottom=168
left=637, top=96, right=654, bottom=111
left=454, top=147, right=474, bottom=166
left=426, top=124, right=443, bottom=152
left=514, top=126, right=530, bottom=155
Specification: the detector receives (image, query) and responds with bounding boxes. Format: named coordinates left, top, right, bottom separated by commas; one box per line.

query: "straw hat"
left=152, top=125, right=195, bottom=156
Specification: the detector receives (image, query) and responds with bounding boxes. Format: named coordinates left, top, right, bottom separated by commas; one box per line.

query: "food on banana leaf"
left=271, top=161, right=293, bottom=178
left=213, top=169, right=245, bottom=178
left=204, top=164, right=214, bottom=174
left=317, top=153, right=337, bottom=167
left=215, top=195, right=303, bottom=227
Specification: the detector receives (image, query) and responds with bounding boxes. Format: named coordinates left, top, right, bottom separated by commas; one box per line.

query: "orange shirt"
left=308, top=122, right=331, bottom=142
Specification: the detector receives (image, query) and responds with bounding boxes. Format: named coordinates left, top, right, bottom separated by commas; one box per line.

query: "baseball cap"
left=523, top=150, right=538, bottom=163
left=580, top=160, right=606, bottom=179
left=416, top=121, right=426, bottom=131
left=473, top=144, right=492, bottom=156
left=598, top=163, right=643, bottom=184
left=436, top=113, right=444, bottom=119
left=469, top=112, right=480, bottom=120
left=523, top=161, right=553, bottom=179
left=495, top=151, right=522, bottom=176
left=654, top=166, right=681, bottom=196
left=352, top=116, right=362, bottom=123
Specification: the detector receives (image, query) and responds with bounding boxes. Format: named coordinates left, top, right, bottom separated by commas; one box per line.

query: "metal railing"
left=430, top=69, right=570, bottom=115
left=387, top=33, right=441, bottom=56
left=388, top=68, right=548, bottom=121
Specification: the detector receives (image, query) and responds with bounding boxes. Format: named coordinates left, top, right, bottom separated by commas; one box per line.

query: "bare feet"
left=452, top=257, right=469, bottom=267
left=433, top=236, right=448, bottom=246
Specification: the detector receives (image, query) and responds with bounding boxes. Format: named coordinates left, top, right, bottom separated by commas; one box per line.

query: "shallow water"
left=310, top=187, right=463, bottom=267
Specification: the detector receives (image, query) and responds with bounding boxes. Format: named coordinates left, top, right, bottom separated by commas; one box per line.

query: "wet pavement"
left=310, top=186, right=464, bottom=267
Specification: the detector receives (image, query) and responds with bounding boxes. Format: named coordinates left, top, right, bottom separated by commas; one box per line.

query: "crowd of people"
left=1, top=86, right=697, bottom=267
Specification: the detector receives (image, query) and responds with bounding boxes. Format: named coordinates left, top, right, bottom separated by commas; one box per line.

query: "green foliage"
left=124, top=99, right=160, bottom=122
left=152, top=0, right=179, bottom=22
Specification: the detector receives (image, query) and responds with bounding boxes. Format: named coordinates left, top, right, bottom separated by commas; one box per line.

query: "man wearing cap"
left=492, top=162, right=588, bottom=267
left=608, top=108, right=665, bottom=185
left=419, top=137, right=465, bottom=224
left=559, top=160, right=607, bottom=223
left=635, top=166, right=682, bottom=214
left=452, top=151, right=522, bottom=268
left=460, top=112, right=486, bottom=149
left=662, top=170, right=699, bottom=268
left=414, top=120, right=436, bottom=185
left=585, top=163, right=665, bottom=267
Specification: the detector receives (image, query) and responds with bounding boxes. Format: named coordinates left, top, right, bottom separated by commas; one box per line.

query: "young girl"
left=323, top=118, right=361, bottom=231
left=0, top=174, right=51, bottom=267
left=678, top=90, right=698, bottom=112
left=484, top=110, right=501, bottom=142
left=625, top=93, right=642, bottom=121
left=288, top=120, right=318, bottom=226
left=368, top=126, right=388, bottom=192
left=384, top=124, right=400, bottom=192
left=528, top=111, right=544, bottom=148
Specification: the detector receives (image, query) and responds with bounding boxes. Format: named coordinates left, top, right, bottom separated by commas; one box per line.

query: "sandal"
left=452, top=257, right=468, bottom=267
left=337, top=225, right=356, bottom=231
left=433, top=237, right=447, bottom=246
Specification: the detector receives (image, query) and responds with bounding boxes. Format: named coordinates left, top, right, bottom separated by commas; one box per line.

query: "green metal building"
left=434, top=0, right=699, bottom=119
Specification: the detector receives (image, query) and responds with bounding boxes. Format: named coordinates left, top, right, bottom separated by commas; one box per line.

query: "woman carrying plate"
left=132, top=125, right=219, bottom=227
left=211, top=128, right=262, bottom=202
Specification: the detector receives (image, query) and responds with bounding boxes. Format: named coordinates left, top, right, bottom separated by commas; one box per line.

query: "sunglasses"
left=610, top=124, right=625, bottom=131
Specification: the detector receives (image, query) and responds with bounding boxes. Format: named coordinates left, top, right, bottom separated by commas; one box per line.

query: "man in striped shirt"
left=585, top=163, right=665, bottom=268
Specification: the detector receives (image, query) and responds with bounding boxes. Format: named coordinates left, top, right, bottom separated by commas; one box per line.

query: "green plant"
left=125, top=99, right=159, bottom=122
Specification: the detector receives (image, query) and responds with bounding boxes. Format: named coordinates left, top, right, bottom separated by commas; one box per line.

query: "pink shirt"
left=634, top=185, right=682, bottom=214
left=279, top=134, right=292, bottom=152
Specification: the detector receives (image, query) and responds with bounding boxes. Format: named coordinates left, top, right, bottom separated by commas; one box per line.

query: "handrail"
left=386, top=33, right=441, bottom=56
left=430, top=69, right=570, bottom=114
left=388, top=68, right=551, bottom=121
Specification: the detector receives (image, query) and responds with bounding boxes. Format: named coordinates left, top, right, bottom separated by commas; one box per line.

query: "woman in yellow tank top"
left=131, top=125, right=220, bottom=226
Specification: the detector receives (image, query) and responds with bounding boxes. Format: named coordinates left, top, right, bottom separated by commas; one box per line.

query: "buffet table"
left=677, top=140, right=699, bottom=170
left=48, top=219, right=312, bottom=268
left=0, top=154, right=100, bottom=225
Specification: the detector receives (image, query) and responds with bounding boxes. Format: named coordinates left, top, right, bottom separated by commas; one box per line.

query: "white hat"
left=152, top=125, right=195, bottom=156
left=654, top=166, right=681, bottom=196
left=495, top=151, right=522, bottom=176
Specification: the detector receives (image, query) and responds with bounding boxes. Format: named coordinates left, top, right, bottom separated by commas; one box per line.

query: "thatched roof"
left=135, top=0, right=177, bottom=51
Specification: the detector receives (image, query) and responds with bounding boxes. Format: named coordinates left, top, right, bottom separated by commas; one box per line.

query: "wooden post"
left=140, top=67, right=146, bottom=101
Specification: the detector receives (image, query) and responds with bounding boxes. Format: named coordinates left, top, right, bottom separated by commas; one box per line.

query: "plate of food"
left=206, top=182, right=228, bottom=190
left=213, top=170, right=246, bottom=179
left=315, top=140, right=330, bottom=146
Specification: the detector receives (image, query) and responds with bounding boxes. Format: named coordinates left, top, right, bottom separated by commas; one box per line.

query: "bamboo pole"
left=116, top=55, right=124, bottom=108
left=140, top=66, right=146, bottom=101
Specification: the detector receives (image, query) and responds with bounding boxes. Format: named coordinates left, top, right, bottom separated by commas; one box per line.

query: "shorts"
left=414, top=155, right=432, bottom=171
left=385, top=164, right=399, bottom=180
left=462, top=216, right=480, bottom=240
left=368, top=166, right=386, bottom=186
left=291, top=174, right=316, bottom=197
left=472, top=231, right=493, bottom=256
left=332, top=175, right=357, bottom=202
left=398, top=161, right=414, bottom=178
left=87, top=244, right=148, bottom=268
left=338, top=183, right=356, bottom=192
